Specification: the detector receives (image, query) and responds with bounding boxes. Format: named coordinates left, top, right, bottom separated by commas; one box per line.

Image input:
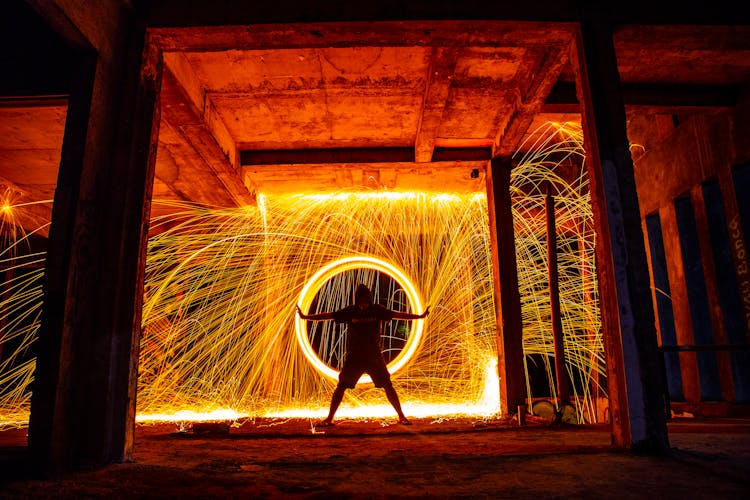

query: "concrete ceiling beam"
left=163, top=52, right=239, bottom=169
left=415, top=47, right=457, bottom=163
left=492, top=45, right=569, bottom=157
left=149, top=21, right=576, bottom=52
left=160, top=68, right=255, bottom=206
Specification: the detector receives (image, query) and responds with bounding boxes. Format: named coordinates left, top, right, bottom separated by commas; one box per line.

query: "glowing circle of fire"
left=295, top=255, right=425, bottom=384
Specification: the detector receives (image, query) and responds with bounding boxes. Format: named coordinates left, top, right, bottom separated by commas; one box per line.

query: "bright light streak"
left=266, top=357, right=500, bottom=419
left=0, top=122, right=605, bottom=428
left=136, top=408, right=246, bottom=423
left=298, top=192, right=420, bottom=202
left=296, top=255, right=424, bottom=383
left=137, top=190, right=496, bottom=420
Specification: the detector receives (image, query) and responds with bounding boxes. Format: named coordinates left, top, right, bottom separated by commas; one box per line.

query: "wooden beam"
left=486, top=157, right=526, bottom=415
left=690, top=184, right=736, bottom=402
left=415, top=47, right=457, bottom=163
left=573, top=14, right=669, bottom=452
left=658, top=203, right=702, bottom=404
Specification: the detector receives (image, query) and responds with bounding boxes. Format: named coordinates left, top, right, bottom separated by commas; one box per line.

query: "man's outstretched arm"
left=391, top=306, right=430, bottom=320
left=296, top=305, right=335, bottom=321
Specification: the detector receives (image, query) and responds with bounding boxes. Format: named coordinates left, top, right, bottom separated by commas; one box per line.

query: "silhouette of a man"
left=297, top=283, right=429, bottom=426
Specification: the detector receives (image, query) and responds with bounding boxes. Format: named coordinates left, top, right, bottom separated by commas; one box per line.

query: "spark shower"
left=0, top=122, right=604, bottom=427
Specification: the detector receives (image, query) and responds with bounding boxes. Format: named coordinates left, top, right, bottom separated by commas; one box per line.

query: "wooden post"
left=485, top=157, right=526, bottom=415
left=546, top=183, right=569, bottom=406
left=690, top=185, right=736, bottom=402
left=572, top=13, right=669, bottom=451
left=659, top=204, right=702, bottom=404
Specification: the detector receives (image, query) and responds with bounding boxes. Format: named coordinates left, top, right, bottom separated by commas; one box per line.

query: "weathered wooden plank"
left=659, top=203, right=702, bottom=404
left=573, top=15, right=668, bottom=452
left=690, top=184, right=736, bottom=402
left=486, top=157, right=526, bottom=415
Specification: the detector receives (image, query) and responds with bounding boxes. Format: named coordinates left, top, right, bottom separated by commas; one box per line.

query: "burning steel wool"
left=0, top=122, right=604, bottom=428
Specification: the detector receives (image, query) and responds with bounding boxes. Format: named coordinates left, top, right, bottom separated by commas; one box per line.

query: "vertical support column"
left=659, top=204, right=702, bottom=404
left=573, top=14, right=669, bottom=451
left=546, top=183, right=569, bottom=406
left=691, top=185, right=735, bottom=401
left=28, top=46, right=98, bottom=474
left=581, top=220, right=605, bottom=421
left=485, top=157, right=526, bottom=415
left=29, top=4, right=161, bottom=472
left=105, top=33, right=162, bottom=463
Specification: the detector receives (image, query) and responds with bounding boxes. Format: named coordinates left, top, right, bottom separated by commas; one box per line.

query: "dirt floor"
left=1, top=416, right=749, bottom=498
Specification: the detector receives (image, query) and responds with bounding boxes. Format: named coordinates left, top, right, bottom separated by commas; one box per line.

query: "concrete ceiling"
left=152, top=21, right=575, bottom=200
left=1, top=22, right=749, bottom=232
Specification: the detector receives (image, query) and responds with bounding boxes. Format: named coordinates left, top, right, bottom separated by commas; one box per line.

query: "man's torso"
left=332, top=304, right=394, bottom=360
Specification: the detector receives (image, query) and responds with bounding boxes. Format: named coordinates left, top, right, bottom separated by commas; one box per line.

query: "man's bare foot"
left=316, top=419, right=335, bottom=428
left=398, top=416, right=412, bottom=425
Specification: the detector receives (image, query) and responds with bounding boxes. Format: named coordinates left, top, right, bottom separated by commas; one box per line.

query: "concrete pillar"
left=28, top=0, right=161, bottom=473
left=572, top=13, right=669, bottom=451
left=485, top=157, right=526, bottom=415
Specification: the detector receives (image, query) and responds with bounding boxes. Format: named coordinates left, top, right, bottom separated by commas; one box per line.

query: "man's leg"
left=384, top=384, right=410, bottom=424
left=321, top=384, right=346, bottom=425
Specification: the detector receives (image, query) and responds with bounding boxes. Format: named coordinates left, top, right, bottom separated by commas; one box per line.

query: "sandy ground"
left=1, top=416, right=749, bottom=498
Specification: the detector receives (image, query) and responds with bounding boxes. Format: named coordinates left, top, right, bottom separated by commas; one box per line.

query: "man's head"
left=354, top=283, right=373, bottom=310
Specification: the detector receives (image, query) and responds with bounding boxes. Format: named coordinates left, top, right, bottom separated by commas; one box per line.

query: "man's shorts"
left=337, top=354, right=392, bottom=389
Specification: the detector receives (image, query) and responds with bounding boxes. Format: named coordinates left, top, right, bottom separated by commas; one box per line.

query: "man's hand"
left=419, top=306, right=430, bottom=319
